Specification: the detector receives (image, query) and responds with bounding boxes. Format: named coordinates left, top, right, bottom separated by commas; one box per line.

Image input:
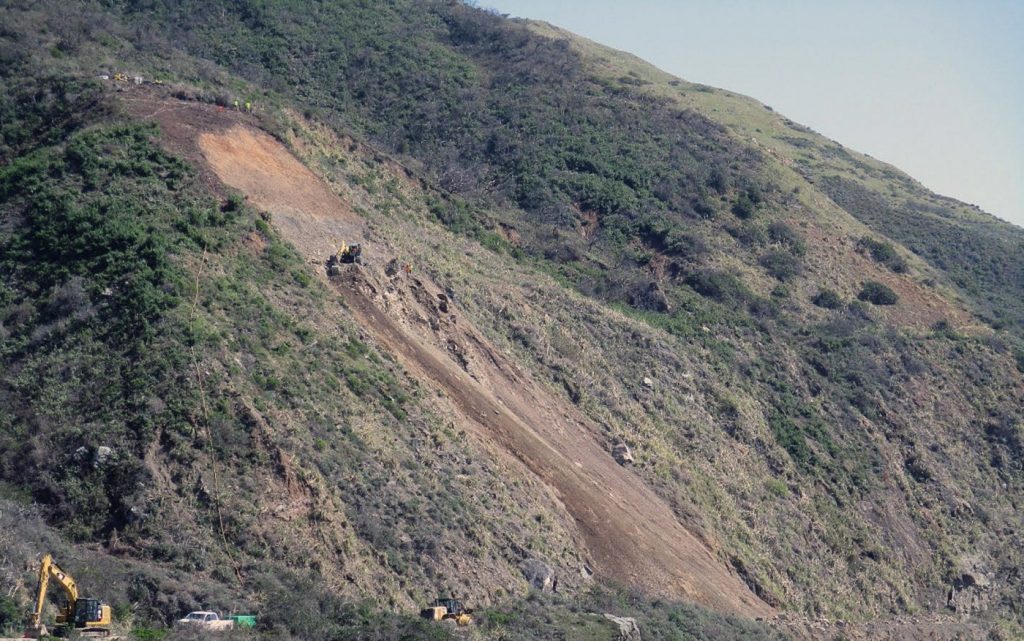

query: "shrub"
left=707, top=168, right=730, bottom=194
left=812, top=289, right=843, bottom=309
left=857, top=281, right=898, bottom=306
left=0, top=595, right=20, bottom=631
left=731, top=193, right=756, bottom=219
left=759, top=250, right=801, bottom=281
left=767, top=221, right=806, bottom=255
left=856, top=236, right=907, bottom=273
left=684, top=270, right=747, bottom=304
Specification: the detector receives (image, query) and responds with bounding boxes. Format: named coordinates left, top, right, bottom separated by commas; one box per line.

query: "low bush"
left=857, top=236, right=907, bottom=273
left=685, top=270, right=748, bottom=304
left=760, top=250, right=801, bottom=281
left=812, top=289, right=843, bottom=309
left=857, top=281, right=898, bottom=306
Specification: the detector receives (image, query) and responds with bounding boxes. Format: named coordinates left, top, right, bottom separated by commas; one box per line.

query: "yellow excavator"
left=326, top=241, right=363, bottom=275
left=25, top=553, right=112, bottom=638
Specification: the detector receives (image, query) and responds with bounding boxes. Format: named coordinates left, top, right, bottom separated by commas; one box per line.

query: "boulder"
left=522, top=558, right=555, bottom=591
left=602, top=613, right=641, bottom=641
left=94, top=446, right=116, bottom=469
left=947, top=556, right=993, bottom=617
left=612, top=440, right=634, bottom=465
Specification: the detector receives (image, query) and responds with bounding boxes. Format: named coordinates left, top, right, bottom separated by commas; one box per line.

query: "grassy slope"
left=541, top=20, right=1024, bottom=337
left=0, top=4, right=785, bottom=640
left=1, top=0, right=1023, bottom=638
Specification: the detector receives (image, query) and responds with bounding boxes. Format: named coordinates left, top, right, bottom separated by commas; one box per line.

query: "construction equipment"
left=420, top=598, right=473, bottom=626
left=25, top=554, right=111, bottom=638
left=326, top=242, right=363, bottom=275
left=337, top=241, right=362, bottom=264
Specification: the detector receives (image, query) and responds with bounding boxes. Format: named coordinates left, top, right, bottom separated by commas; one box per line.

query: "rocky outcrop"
left=947, top=557, right=993, bottom=617
left=601, top=613, right=641, bottom=641
left=612, top=440, right=634, bottom=465
left=522, top=558, right=556, bottom=591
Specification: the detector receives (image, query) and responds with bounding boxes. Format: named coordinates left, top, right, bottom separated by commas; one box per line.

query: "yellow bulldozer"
left=420, top=598, right=473, bottom=626
left=24, top=553, right=112, bottom=638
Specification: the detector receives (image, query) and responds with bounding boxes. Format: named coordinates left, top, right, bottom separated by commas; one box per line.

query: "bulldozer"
left=25, top=553, right=112, bottom=638
left=420, top=598, right=473, bottom=626
left=326, top=241, right=362, bottom=275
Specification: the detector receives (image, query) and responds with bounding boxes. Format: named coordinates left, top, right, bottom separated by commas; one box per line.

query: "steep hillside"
left=2, top=1, right=1023, bottom=640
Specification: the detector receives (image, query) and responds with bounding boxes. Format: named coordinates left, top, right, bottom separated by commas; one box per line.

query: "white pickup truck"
left=176, top=611, right=234, bottom=631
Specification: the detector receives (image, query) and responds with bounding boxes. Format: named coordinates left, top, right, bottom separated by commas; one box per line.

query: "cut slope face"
left=198, top=123, right=772, bottom=618
left=198, top=126, right=365, bottom=261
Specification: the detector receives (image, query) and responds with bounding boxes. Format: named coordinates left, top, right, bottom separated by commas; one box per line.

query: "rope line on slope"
left=188, top=246, right=245, bottom=587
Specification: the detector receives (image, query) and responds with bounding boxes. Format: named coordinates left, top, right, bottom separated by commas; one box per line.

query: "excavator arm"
left=29, top=555, right=50, bottom=629
left=27, top=553, right=84, bottom=636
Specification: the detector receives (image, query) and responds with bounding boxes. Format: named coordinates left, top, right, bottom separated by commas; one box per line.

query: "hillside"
left=1, top=1, right=1022, bottom=640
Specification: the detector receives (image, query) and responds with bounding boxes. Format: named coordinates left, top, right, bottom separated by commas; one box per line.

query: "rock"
left=947, top=556, right=993, bottom=617
left=94, top=446, right=116, bottom=468
left=72, top=446, right=90, bottom=463
left=385, top=258, right=400, bottom=277
left=602, top=613, right=641, bottom=641
left=641, top=376, right=654, bottom=389
left=522, top=558, right=555, bottom=591
left=612, top=440, right=634, bottom=465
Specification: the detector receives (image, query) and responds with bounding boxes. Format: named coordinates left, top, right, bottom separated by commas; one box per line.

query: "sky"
left=483, top=0, right=1024, bottom=228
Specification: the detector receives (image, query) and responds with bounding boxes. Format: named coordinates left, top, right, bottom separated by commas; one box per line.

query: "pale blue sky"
left=483, top=1, right=1024, bottom=228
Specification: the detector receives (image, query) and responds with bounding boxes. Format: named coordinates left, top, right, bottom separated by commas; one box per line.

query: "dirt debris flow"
left=191, top=121, right=772, bottom=618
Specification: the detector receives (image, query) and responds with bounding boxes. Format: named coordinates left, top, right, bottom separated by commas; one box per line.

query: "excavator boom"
left=26, top=553, right=109, bottom=638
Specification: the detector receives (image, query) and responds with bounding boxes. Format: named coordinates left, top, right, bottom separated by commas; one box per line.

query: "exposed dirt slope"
left=190, top=121, right=771, bottom=617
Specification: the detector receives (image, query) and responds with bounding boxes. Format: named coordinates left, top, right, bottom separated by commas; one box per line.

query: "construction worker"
left=233, top=99, right=239, bottom=111
left=245, top=101, right=252, bottom=113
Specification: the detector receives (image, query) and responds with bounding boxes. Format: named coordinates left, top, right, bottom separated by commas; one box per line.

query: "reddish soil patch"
left=800, top=221, right=973, bottom=331
left=197, top=125, right=359, bottom=227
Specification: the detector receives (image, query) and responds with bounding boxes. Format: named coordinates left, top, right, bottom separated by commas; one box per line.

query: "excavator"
left=419, top=598, right=473, bottom=626
left=326, top=241, right=363, bottom=275
left=24, top=553, right=112, bottom=638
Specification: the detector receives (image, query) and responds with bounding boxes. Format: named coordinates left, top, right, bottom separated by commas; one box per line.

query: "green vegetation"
left=477, top=587, right=784, bottom=641
left=812, top=289, right=843, bottom=309
left=857, top=236, right=908, bottom=273
left=2, top=0, right=1024, bottom=635
left=857, top=281, right=899, bottom=306
left=822, top=175, right=1024, bottom=333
